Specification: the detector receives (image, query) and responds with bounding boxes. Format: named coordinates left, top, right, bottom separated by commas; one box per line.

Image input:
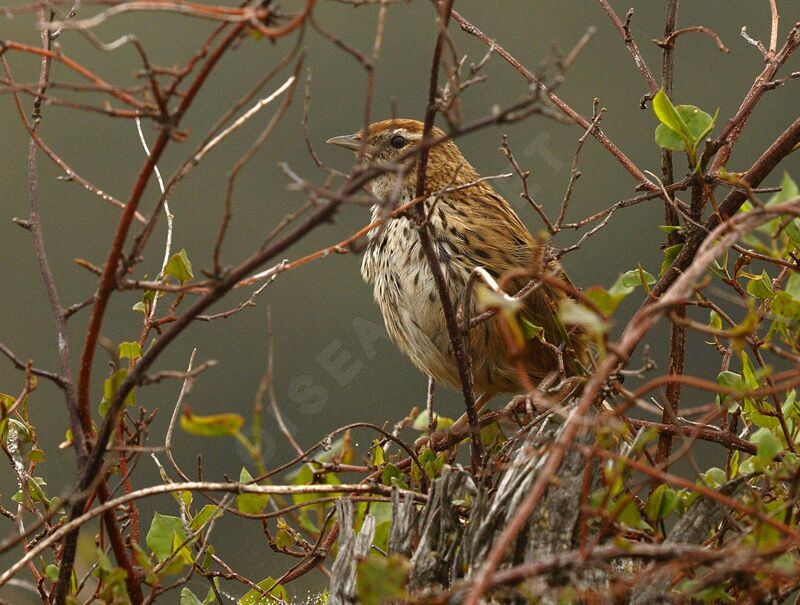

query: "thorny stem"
left=464, top=193, right=800, bottom=603
left=24, top=6, right=141, bottom=604
left=451, top=8, right=657, bottom=191
left=709, top=22, right=800, bottom=174
left=657, top=115, right=800, bottom=299
left=596, top=1, right=659, bottom=94
left=656, top=25, right=730, bottom=53
left=59, top=157, right=353, bottom=599
left=652, top=0, right=683, bottom=486
left=25, top=9, right=86, bottom=463
left=58, top=23, right=250, bottom=602
left=660, top=0, right=679, bottom=232
left=2, top=481, right=421, bottom=588
left=413, top=0, right=485, bottom=473
left=2, top=2, right=799, bottom=601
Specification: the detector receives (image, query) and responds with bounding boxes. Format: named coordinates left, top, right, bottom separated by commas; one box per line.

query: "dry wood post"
left=329, top=500, right=376, bottom=605
left=328, top=408, right=758, bottom=603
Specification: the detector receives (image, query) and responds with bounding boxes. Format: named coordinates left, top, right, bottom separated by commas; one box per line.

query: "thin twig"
left=655, top=25, right=730, bottom=53
left=451, top=8, right=656, bottom=190
left=596, top=2, right=659, bottom=93
left=414, top=0, right=484, bottom=473
left=464, top=198, right=800, bottom=604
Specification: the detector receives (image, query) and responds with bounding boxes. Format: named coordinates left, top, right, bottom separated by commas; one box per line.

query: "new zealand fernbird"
left=327, top=119, right=588, bottom=418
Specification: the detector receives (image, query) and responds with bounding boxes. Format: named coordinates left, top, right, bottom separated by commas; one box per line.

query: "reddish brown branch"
left=465, top=196, right=800, bottom=604
left=414, top=0, right=485, bottom=473
left=596, top=1, right=659, bottom=92
left=709, top=23, right=800, bottom=173
left=451, top=8, right=656, bottom=191
left=655, top=25, right=730, bottom=53
left=1, top=58, right=146, bottom=221
left=58, top=23, right=251, bottom=602
left=0, top=40, right=147, bottom=110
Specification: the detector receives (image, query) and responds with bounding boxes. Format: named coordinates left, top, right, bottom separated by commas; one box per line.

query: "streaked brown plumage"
left=328, top=119, right=587, bottom=400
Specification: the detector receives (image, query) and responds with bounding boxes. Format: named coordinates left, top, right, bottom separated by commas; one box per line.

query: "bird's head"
left=327, top=119, right=479, bottom=197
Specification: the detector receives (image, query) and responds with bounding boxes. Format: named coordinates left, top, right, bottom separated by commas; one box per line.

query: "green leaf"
left=27, top=448, right=45, bottom=463
left=617, top=498, right=651, bottom=530
left=165, top=249, right=194, bottom=283
left=16, top=476, right=49, bottom=505
left=652, top=89, right=716, bottom=153
left=189, top=505, right=221, bottom=532
left=235, top=468, right=269, bottom=514
left=371, top=439, right=385, bottom=467
left=520, top=317, right=544, bottom=340
left=786, top=219, right=800, bottom=246
left=381, top=463, right=407, bottom=489
left=690, top=106, right=718, bottom=145
left=199, top=547, right=216, bottom=574
left=170, top=531, right=194, bottom=568
left=100, top=368, right=135, bottom=416
left=752, top=428, right=781, bottom=465
left=181, top=588, right=204, bottom=605
left=475, top=283, right=521, bottom=313
left=585, top=286, right=619, bottom=316
left=588, top=268, right=656, bottom=316
left=652, top=89, right=689, bottom=142
left=146, top=512, right=187, bottom=562
left=364, top=501, right=393, bottom=553
left=607, top=277, right=633, bottom=300
left=701, top=467, right=726, bottom=488
left=480, top=421, right=505, bottom=448
left=764, top=172, right=800, bottom=242
left=412, top=410, right=453, bottom=431
left=132, top=289, right=156, bottom=315
left=412, top=447, right=446, bottom=482
left=559, top=300, right=607, bottom=335
left=740, top=351, right=760, bottom=390
left=771, top=552, right=800, bottom=575
left=786, top=272, right=800, bottom=300
left=620, top=268, right=656, bottom=289
left=746, top=270, right=775, bottom=300
left=659, top=225, right=682, bottom=234
left=373, top=519, right=392, bottom=553
left=93, top=548, right=129, bottom=598
left=743, top=173, right=799, bottom=238
left=45, top=564, right=59, bottom=582
left=425, top=452, right=446, bottom=480
left=289, top=464, right=316, bottom=507
left=676, top=579, right=735, bottom=603
left=717, top=370, right=744, bottom=404
left=644, top=484, right=679, bottom=522
left=180, top=411, right=244, bottom=438
left=673, top=106, right=715, bottom=151
left=660, top=243, right=684, bottom=276
left=356, top=554, right=408, bottom=605
left=238, top=577, right=287, bottom=605
left=118, top=341, right=142, bottom=361
left=102, top=369, right=126, bottom=402
left=629, top=426, right=660, bottom=453
left=655, top=123, right=687, bottom=152
left=274, top=528, right=296, bottom=550
left=782, top=390, right=799, bottom=421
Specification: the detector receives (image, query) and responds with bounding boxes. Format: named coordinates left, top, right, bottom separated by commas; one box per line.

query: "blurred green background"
left=1, top=1, right=798, bottom=601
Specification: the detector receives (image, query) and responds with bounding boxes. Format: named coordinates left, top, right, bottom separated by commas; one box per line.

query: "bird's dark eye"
left=389, top=134, right=407, bottom=149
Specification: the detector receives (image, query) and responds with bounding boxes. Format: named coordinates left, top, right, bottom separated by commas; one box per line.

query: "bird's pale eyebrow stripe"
left=398, top=130, right=423, bottom=141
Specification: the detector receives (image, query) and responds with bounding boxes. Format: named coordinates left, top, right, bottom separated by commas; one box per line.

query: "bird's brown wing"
left=459, top=186, right=589, bottom=378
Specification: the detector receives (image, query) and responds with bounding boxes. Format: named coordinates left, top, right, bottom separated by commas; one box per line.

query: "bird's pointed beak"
left=326, top=133, right=363, bottom=152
